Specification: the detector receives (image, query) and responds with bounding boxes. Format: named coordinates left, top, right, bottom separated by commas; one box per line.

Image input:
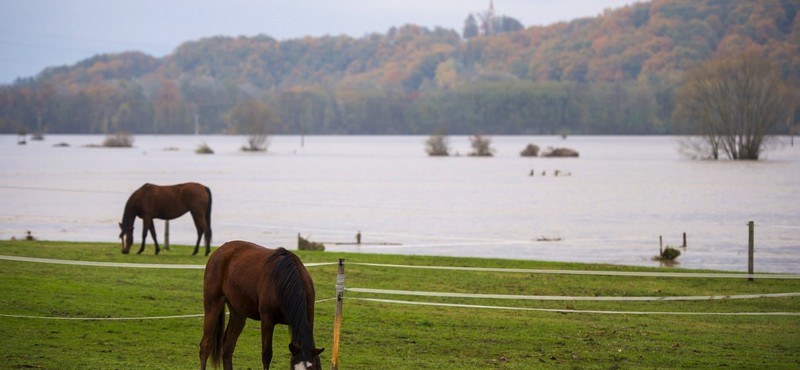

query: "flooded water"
left=1, top=134, right=798, bottom=273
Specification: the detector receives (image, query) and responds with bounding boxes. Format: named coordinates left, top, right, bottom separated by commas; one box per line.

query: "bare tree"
left=225, top=98, right=279, bottom=152
left=674, top=52, right=796, bottom=160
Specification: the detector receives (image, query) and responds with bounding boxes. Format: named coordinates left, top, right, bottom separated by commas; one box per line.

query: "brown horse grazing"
left=119, top=182, right=212, bottom=256
left=200, top=241, right=324, bottom=370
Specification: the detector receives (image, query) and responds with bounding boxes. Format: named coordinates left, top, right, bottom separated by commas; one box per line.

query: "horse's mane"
left=266, top=248, right=315, bottom=360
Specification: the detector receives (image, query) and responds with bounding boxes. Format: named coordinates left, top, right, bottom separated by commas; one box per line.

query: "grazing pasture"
left=0, top=240, right=798, bottom=369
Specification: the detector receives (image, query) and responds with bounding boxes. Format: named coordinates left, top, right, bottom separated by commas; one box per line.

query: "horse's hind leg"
left=191, top=212, right=210, bottom=256
left=204, top=227, right=212, bottom=256
left=199, top=295, right=226, bottom=370
left=192, top=231, right=202, bottom=256
left=221, top=307, right=247, bottom=370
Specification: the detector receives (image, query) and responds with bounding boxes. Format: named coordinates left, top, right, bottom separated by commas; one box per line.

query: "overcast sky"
left=0, top=0, right=639, bottom=85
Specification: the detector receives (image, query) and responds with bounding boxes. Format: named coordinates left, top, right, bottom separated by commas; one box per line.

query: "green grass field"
left=1, top=240, right=798, bottom=369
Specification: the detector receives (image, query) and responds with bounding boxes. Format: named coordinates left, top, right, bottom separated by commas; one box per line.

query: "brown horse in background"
left=119, top=182, right=212, bottom=255
left=200, top=241, right=324, bottom=370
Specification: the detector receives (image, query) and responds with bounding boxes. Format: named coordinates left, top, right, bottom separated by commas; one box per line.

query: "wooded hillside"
left=2, top=0, right=798, bottom=135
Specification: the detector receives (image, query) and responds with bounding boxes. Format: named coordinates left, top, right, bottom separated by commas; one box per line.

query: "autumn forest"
left=1, top=0, right=799, bottom=135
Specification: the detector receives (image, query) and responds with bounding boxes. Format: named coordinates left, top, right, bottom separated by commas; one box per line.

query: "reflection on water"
left=1, top=134, right=798, bottom=273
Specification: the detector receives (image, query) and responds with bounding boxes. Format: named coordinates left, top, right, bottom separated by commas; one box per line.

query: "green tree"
left=463, top=14, right=479, bottom=39
left=496, top=16, right=524, bottom=33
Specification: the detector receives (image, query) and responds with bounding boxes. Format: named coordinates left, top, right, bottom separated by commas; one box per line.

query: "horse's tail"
left=267, top=248, right=315, bottom=358
left=204, top=186, right=213, bottom=245
left=208, top=304, right=225, bottom=368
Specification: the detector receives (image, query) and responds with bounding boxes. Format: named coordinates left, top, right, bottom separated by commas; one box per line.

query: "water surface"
left=1, top=134, right=798, bottom=273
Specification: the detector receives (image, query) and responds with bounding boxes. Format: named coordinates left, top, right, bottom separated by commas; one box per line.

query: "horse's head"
left=119, top=222, right=134, bottom=254
left=289, top=343, right=324, bottom=370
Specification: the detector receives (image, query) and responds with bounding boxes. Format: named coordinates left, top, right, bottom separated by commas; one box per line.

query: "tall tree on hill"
left=463, top=14, right=479, bottom=39
left=675, top=51, right=796, bottom=160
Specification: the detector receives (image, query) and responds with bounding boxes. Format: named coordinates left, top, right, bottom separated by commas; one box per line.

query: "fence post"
left=164, top=220, right=170, bottom=251
left=748, top=221, right=754, bottom=282
left=683, top=232, right=687, bottom=248
left=331, top=258, right=345, bottom=370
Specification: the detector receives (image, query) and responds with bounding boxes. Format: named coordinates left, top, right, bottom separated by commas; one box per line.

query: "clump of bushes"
left=298, top=234, right=324, bottom=251
left=653, top=246, right=681, bottom=261
left=425, top=132, right=450, bottom=156
left=195, top=142, right=214, bottom=154
left=469, top=134, right=494, bottom=156
left=102, top=132, right=134, bottom=147
left=520, top=144, right=540, bottom=157
left=542, top=147, right=579, bottom=157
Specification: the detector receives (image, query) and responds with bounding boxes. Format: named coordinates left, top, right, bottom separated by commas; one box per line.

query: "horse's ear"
left=314, top=347, right=325, bottom=356
left=118, top=222, right=123, bottom=229
left=289, top=343, right=298, bottom=355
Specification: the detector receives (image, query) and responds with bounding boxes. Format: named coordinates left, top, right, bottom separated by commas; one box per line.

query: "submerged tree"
left=425, top=131, right=450, bottom=156
left=469, top=134, right=495, bottom=156
left=674, top=52, right=796, bottom=160
left=225, top=98, right=279, bottom=152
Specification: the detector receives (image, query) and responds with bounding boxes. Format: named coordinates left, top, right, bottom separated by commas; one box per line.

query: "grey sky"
left=0, top=0, right=639, bottom=84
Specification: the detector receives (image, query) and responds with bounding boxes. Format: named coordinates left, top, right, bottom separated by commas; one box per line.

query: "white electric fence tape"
left=3, top=256, right=799, bottom=279
left=346, top=287, right=800, bottom=301
left=0, top=255, right=336, bottom=268
left=0, top=298, right=338, bottom=320
left=349, top=262, right=800, bottom=279
left=347, top=297, right=800, bottom=316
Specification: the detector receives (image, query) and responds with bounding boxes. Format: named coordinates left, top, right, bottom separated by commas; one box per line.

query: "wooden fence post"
left=164, top=220, right=170, bottom=251
left=748, top=221, right=754, bottom=282
left=331, top=258, right=345, bottom=370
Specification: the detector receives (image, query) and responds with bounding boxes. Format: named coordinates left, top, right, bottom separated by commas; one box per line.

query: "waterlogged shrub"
left=297, top=234, right=325, bottom=251
left=425, top=133, right=450, bottom=156
left=520, top=144, right=540, bottom=157
left=469, top=134, right=494, bottom=157
left=542, top=147, right=579, bottom=157
left=653, top=247, right=681, bottom=261
left=102, top=132, right=134, bottom=147
left=195, top=142, right=214, bottom=154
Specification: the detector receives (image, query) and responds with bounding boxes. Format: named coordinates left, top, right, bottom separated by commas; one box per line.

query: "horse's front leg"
left=260, top=318, right=276, bottom=370
left=147, top=219, right=160, bottom=255
left=137, top=218, right=149, bottom=254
